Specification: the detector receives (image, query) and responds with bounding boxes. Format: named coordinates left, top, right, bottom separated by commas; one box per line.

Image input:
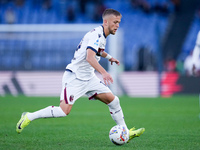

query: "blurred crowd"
left=0, top=0, right=178, bottom=24
left=130, top=0, right=180, bottom=15
left=0, top=0, right=108, bottom=24
left=0, top=0, right=200, bottom=76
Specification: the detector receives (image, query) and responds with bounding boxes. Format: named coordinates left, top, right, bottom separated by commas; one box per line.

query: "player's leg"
left=16, top=104, right=68, bottom=133
left=23, top=101, right=73, bottom=121
left=86, top=76, right=129, bottom=129
left=87, top=76, right=145, bottom=142
left=26, top=70, right=86, bottom=121
left=16, top=70, right=76, bottom=133
left=95, top=93, right=145, bottom=142
left=95, top=92, right=128, bottom=130
left=27, top=103, right=71, bottom=121
left=26, top=95, right=74, bottom=121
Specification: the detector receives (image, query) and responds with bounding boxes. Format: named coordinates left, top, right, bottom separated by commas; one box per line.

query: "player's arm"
left=86, top=48, right=113, bottom=85
left=101, top=51, right=120, bottom=66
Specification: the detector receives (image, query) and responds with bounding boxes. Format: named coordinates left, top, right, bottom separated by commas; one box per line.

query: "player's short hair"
left=102, top=8, right=122, bottom=19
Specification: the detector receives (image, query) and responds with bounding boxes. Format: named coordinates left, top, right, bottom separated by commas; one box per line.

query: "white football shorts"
left=60, top=70, right=112, bottom=105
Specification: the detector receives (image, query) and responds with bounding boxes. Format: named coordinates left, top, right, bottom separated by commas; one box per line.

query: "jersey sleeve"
left=86, top=31, right=100, bottom=53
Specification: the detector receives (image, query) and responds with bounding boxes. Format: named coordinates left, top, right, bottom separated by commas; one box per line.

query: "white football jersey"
left=192, top=31, right=200, bottom=67
left=66, top=25, right=107, bottom=80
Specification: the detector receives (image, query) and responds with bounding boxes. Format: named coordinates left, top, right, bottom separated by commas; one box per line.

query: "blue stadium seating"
left=0, top=0, right=199, bottom=71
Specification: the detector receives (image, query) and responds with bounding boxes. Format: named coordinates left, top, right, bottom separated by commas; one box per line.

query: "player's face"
left=107, top=15, right=121, bottom=35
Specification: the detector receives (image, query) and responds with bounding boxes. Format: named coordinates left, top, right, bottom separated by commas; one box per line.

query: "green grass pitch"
left=0, top=95, right=200, bottom=150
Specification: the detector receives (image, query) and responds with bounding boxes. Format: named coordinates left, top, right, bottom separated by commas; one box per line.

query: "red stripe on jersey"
left=64, top=87, right=68, bottom=104
left=89, top=93, right=97, bottom=100
left=98, top=48, right=104, bottom=55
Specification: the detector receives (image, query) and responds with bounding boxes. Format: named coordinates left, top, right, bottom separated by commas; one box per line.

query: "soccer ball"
left=109, top=125, right=129, bottom=145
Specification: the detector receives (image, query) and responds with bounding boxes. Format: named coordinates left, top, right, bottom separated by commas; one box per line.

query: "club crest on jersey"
left=69, top=95, right=74, bottom=102
left=98, top=34, right=101, bottom=38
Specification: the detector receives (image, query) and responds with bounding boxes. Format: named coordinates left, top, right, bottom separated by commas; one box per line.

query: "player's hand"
left=109, top=58, right=120, bottom=66
left=102, top=72, right=113, bottom=86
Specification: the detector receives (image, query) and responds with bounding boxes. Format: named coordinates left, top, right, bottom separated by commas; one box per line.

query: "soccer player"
left=16, top=8, right=145, bottom=143
left=192, top=31, right=200, bottom=76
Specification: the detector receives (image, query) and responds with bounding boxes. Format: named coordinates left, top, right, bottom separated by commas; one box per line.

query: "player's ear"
left=103, top=19, right=108, bottom=26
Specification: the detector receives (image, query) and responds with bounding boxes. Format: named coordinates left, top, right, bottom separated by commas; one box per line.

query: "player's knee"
left=95, top=92, right=115, bottom=104
left=64, top=110, right=70, bottom=115
left=61, top=107, right=71, bottom=115
left=59, top=101, right=73, bottom=115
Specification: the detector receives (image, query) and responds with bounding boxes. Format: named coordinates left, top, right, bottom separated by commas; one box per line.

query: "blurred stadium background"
left=0, top=0, right=200, bottom=97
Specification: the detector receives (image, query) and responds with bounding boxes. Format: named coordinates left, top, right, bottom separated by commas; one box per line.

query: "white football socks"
left=27, top=106, right=66, bottom=121
left=107, top=96, right=128, bottom=130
